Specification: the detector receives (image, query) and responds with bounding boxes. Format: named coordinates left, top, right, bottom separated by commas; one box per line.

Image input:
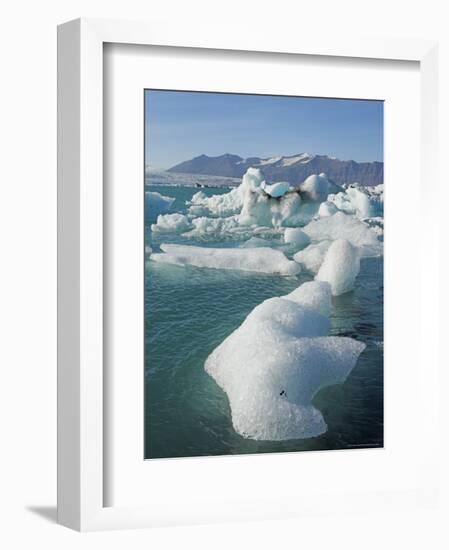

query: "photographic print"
left=144, top=90, right=383, bottom=459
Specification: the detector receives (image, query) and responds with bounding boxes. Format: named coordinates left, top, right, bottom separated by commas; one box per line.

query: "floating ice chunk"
left=299, top=173, right=330, bottom=202
left=283, top=227, right=311, bottom=248
left=261, top=181, right=292, bottom=198
left=316, top=239, right=360, bottom=296
left=151, top=213, right=192, bottom=233
left=151, top=244, right=301, bottom=276
left=328, top=184, right=384, bottom=219
left=145, top=245, right=152, bottom=257
left=187, top=188, right=242, bottom=217
left=205, top=280, right=365, bottom=440
left=318, top=201, right=339, bottom=217
left=187, top=167, right=327, bottom=230
left=282, top=280, right=332, bottom=316
left=144, top=191, right=175, bottom=218
left=293, top=240, right=331, bottom=274
left=303, top=211, right=382, bottom=257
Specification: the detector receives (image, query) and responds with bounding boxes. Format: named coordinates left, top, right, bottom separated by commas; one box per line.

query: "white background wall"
left=1, top=1, right=448, bottom=548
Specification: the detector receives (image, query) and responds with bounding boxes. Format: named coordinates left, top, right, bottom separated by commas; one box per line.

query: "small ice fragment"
left=261, top=181, right=292, bottom=198
left=151, top=213, right=192, bottom=233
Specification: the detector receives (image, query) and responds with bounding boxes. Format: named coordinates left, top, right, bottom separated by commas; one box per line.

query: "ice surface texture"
left=316, top=239, right=361, bottom=296
left=205, top=281, right=366, bottom=441
left=293, top=240, right=331, bottom=274
left=303, top=211, right=382, bottom=257
left=327, top=184, right=384, bottom=219
left=151, top=213, right=191, bottom=233
left=151, top=244, right=301, bottom=276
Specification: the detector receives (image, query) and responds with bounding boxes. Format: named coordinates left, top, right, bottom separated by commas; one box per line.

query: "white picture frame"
left=57, top=17, right=439, bottom=531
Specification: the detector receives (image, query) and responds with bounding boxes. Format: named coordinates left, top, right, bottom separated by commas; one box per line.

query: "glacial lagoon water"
left=144, top=184, right=383, bottom=459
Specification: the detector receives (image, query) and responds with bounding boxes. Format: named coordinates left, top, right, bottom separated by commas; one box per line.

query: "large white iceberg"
left=316, top=239, right=360, bottom=296
left=151, top=243, right=301, bottom=276
left=187, top=168, right=332, bottom=232
left=205, top=280, right=366, bottom=440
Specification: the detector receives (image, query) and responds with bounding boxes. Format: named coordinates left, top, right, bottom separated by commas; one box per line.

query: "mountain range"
left=168, top=153, right=383, bottom=186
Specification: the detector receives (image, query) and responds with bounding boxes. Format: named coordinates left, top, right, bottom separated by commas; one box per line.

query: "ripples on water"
left=144, top=185, right=383, bottom=459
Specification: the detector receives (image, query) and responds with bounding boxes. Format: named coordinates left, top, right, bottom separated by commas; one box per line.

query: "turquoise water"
left=144, top=184, right=383, bottom=459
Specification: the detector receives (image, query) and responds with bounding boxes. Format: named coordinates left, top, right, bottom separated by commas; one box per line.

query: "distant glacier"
left=164, top=152, right=383, bottom=187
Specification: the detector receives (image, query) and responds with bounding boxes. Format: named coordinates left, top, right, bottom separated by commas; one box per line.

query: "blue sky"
left=145, top=90, right=383, bottom=169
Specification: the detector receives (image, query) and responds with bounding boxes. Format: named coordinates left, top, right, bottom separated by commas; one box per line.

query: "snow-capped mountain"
left=167, top=153, right=383, bottom=186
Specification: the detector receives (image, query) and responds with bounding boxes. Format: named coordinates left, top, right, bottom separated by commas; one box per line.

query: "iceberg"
left=144, top=191, right=175, bottom=218
left=261, top=181, right=292, bottom=198
left=176, top=168, right=384, bottom=246
left=303, top=211, right=383, bottom=257
left=188, top=188, right=243, bottom=218
left=187, top=168, right=330, bottom=232
left=316, top=239, right=360, bottom=296
left=151, top=243, right=302, bottom=276
left=151, top=213, right=192, bottom=233
left=328, top=184, right=383, bottom=219
left=205, top=280, right=366, bottom=440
